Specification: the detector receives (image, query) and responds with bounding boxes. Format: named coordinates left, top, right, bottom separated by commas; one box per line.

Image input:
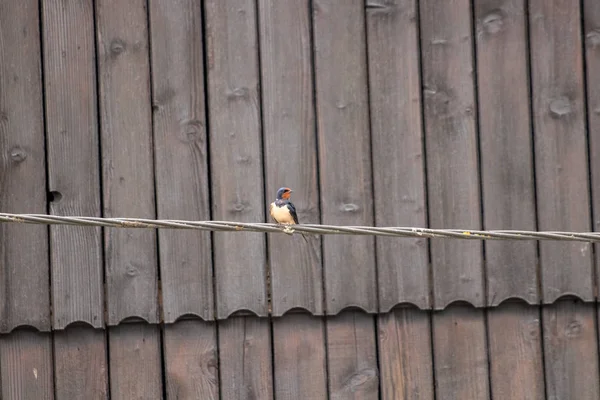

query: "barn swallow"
left=269, top=187, right=308, bottom=242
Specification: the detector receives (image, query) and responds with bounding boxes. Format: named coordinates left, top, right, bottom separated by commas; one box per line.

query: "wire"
left=0, top=212, right=599, bottom=242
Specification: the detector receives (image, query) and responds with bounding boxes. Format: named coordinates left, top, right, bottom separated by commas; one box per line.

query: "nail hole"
left=48, top=191, right=63, bottom=202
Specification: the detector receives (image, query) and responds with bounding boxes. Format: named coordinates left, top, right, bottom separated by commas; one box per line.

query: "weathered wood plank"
left=313, top=0, right=377, bottom=315
left=475, top=0, right=538, bottom=306
left=108, top=323, right=163, bottom=399
left=583, top=0, right=600, bottom=284
left=432, top=305, right=490, bottom=399
left=149, top=0, right=213, bottom=322
left=326, top=311, right=379, bottom=399
left=258, top=0, right=323, bottom=316
left=0, top=330, right=53, bottom=399
left=543, top=300, right=599, bottom=400
left=528, top=0, right=593, bottom=302
left=218, top=317, right=273, bottom=400
left=41, top=0, right=104, bottom=329
left=377, top=308, right=434, bottom=400
left=96, top=0, right=158, bottom=325
left=54, top=326, right=108, bottom=399
left=366, top=0, right=429, bottom=312
left=205, top=0, right=267, bottom=319
left=487, top=302, right=545, bottom=400
left=0, top=0, right=50, bottom=332
left=163, top=320, right=219, bottom=399
left=419, top=0, right=483, bottom=309
left=272, top=314, right=327, bottom=399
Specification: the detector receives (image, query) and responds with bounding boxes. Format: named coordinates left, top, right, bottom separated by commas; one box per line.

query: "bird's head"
left=276, top=187, right=293, bottom=200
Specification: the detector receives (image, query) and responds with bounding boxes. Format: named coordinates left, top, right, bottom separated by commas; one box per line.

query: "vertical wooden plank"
left=96, top=0, right=158, bottom=324
left=272, top=314, right=327, bottom=399
left=205, top=0, right=267, bottom=319
left=218, top=316, right=273, bottom=400
left=543, top=300, right=599, bottom=400
left=420, top=0, right=483, bottom=309
left=149, top=0, right=213, bottom=322
left=377, top=308, right=434, bottom=400
left=54, top=326, right=108, bottom=399
left=0, top=0, right=50, bottom=332
left=475, top=0, right=538, bottom=305
left=366, top=0, right=430, bottom=311
left=487, top=303, right=545, bottom=400
left=313, top=0, right=377, bottom=315
left=42, top=0, right=104, bottom=329
left=432, top=305, right=489, bottom=400
left=583, top=0, right=600, bottom=279
left=109, top=323, right=163, bottom=399
left=326, top=312, right=379, bottom=399
left=258, top=0, right=323, bottom=316
left=163, top=320, right=219, bottom=399
left=529, top=0, right=593, bottom=302
left=0, top=330, right=54, bottom=400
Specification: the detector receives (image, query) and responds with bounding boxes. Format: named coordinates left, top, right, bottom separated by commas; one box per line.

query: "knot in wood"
left=340, top=203, right=360, bottom=213
left=109, top=39, right=126, bottom=56
left=564, top=320, right=582, bottom=338
left=548, top=96, right=572, bottom=118
left=179, top=119, right=204, bottom=143
left=10, top=146, right=27, bottom=163
left=482, top=10, right=505, bottom=35
left=342, top=368, right=378, bottom=392
left=587, top=29, right=600, bottom=48
left=226, top=87, right=249, bottom=100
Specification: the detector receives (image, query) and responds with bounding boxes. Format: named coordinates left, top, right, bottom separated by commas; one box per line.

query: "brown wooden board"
left=41, top=0, right=104, bottom=329
left=272, top=314, right=327, bottom=399
left=487, top=302, right=545, bottom=400
left=218, top=316, right=273, bottom=400
left=149, top=0, right=214, bottom=322
left=96, top=0, right=159, bottom=325
left=528, top=0, right=593, bottom=302
left=326, top=311, right=379, bottom=399
left=474, top=0, right=538, bottom=306
left=583, top=0, right=600, bottom=284
left=204, top=0, right=267, bottom=319
left=419, top=0, right=484, bottom=309
left=108, top=323, right=163, bottom=399
left=366, top=0, right=429, bottom=311
left=377, top=308, right=434, bottom=400
left=0, top=0, right=50, bottom=332
left=163, top=320, right=219, bottom=399
left=432, top=305, right=490, bottom=399
left=312, top=0, right=377, bottom=315
left=543, top=300, right=600, bottom=400
left=53, top=326, right=108, bottom=399
left=0, top=330, right=54, bottom=399
left=258, top=0, right=323, bottom=316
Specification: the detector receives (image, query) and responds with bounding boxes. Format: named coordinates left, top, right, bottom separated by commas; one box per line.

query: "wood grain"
left=377, top=308, right=434, bottom=400
left=108, top=323, right=163, bottom=399
left=366, top=0, right=430, bottom=311
left=53, top=326, right=109, bottom=399
left=272, top=314, right=328, bottom=399
left=149, top=0, right=214, bottom=322
left=312, top=0, right=377, bottom=314
left=487, top=303, right=545, bottom=400
left=258, top=0, right=323, bottom=316
left=205, top=0, right=267, bottom=319
left=218, top=316, right=273, bottom=400
left=163, top=320, right=219, bottom=399
left=543, top=300, right=600, bottom=400
left=583, top=0, right=600, bottom=287
left=41, top=0, right=104, bottom=329
left=326, top=311, right=379, bottom=399
left=528, top=0, right=593, bottom=302
left=432, top=305, right=490, bottom=400
left=0, top=330, right=54, bottom=399
left=475, top=0, right=538, bottom=306
left=0, top=0, right=50, bottom=332
left=419, top=0, right=484, bottom=309
left=96, top=0, right=158, bottom=325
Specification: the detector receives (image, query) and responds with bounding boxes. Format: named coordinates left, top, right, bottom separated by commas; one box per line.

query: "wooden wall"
left=0, top=0, right=599, bottom=399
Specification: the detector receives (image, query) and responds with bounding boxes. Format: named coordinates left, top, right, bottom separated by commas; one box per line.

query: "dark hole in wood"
left=48, top=191, right=63, bottom=203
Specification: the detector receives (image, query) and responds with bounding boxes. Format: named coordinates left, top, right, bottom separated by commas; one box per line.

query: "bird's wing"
left=286, top=202, right=299, bottom=224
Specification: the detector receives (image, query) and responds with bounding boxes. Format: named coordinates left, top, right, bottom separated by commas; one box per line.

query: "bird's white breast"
left=270, top=202, right=295, bottom=224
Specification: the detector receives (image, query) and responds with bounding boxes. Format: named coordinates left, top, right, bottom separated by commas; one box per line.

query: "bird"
left=269, top=187, right=308, bottom=242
